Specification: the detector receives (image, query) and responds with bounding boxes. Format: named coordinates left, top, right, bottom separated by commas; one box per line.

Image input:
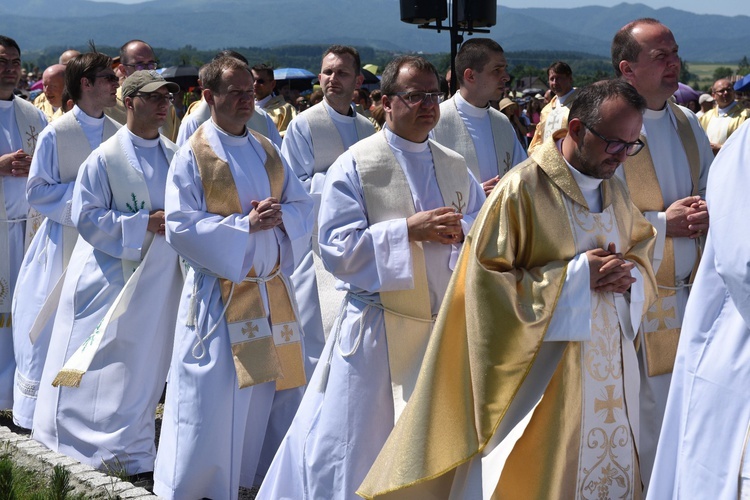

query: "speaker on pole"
left=400, top=0, right=448, bottom=24
left=456, top=0, right=497, bottom=28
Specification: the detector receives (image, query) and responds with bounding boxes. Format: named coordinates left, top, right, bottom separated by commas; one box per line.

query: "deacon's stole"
left=623, top=101, right=701, bottom=376
left=191, top=125, right=305, bottom=391
left=351, top=130, right=469, bottom=421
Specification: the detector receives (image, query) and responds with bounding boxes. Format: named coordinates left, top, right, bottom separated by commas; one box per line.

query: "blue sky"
left=91, top=0, right=747, bottom=17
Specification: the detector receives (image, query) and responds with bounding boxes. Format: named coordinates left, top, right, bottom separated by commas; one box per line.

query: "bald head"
left=59, top=49, right=81, bottom=65
left=117, top=40, right=157, bottom=80
left=43, top=64, right=66, bottom=107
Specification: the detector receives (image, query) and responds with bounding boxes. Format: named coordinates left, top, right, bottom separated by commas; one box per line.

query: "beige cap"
left=121, top=70, right=180, bottom=99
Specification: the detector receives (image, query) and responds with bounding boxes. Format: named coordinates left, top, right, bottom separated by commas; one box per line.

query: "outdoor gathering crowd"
left=0, top=14, right=748, bottom=500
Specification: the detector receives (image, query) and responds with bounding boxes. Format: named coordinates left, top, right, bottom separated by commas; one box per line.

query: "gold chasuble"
left=190, top=125, right=306, bottom=391
left=358, top=138, right=656, bottom=499
left=623, top=101, right=700, bottom=376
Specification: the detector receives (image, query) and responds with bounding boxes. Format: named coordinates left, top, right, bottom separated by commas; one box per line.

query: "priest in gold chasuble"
left=358, top=80, right=657, bottom=500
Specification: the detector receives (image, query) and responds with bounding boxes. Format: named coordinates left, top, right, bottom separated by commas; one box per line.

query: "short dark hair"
left=65, top=52, right=113, bottom=102
left=568, top=79, right=646, bottom=129
left=547, top=61, right=572, bottom=77
left=322, top=45, right=361, bottom=74
left=381, top=55, right=440, bottom=96
left=214, top=50, right=248, bottom=65
left=202, top=56, right=250, bottom=93
left=251, top=63, right=275, bottom=82
left=119, top=40, right=154, bottom=64
left=611, top=18, right=664, bottom=77
left=455, top=38, right=504, bottom=85
left=0, top=36, right=20, bottom=54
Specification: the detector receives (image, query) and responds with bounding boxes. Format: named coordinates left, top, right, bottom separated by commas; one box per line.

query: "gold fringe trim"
left=51, top=369, right=85, bottom=388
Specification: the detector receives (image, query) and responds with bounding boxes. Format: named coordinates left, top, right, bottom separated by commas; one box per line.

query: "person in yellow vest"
left=153, top=55, right=313, bottom=500
left=33, top=64, right=65, bottom=121
left=359, top=79, right=657, bottom=500
left=105, top=39, right=180, bottom=142
left=32, top=70, right=182, bottom=487
left=699, top=77, right=749, bottom=154
left=611, top=18, right=713, bottom=490
left=432, top=38, right=527, bottom=196
left=251, top=63, right=297, bottom=136
left=527, top=61, right=580, bottom=154
left=0, top=35, right=47, bottom=411
left=257, top=54, right=484, bottom=500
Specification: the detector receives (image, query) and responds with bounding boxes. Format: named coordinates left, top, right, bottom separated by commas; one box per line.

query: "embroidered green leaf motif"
left=81, top=323, right=103, bottom=352
left=125, top=192, right=145, bottom=213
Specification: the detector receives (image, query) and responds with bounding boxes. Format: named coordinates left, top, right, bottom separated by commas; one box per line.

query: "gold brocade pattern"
left=358, top=138, right=656, bottom=499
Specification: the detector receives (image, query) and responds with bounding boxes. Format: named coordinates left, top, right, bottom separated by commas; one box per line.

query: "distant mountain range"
left=3, top=0, right=748, bottom=62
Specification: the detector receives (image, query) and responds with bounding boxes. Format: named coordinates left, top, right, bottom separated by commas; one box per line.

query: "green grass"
left=0, top=453, right=89, bottom=500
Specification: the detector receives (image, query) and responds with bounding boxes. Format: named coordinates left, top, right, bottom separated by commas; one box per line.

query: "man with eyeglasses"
left=432, top=38, right=527, bottom=196
left=154, top=55, right=312, bottom=499
left=611, top=18, right=713, bottom=489
left=699, top=77, right=749, bottom=154
left=0, top=35, right=47, bottom=413
left=105, top=39, right=181, bottom=142
left=12, top=52, right=120, bottom=431
left=33, top=71, right=182, bottom=489
left=251, top=63, right=297, bottom=136
left=257, top=55, right=483, bottom=500
left=358, top=78, right=657, bottom=500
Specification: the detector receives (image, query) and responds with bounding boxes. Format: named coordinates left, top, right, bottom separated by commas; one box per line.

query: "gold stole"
left=190, top=124, right=305, bottom=391
left=624, top=101, right=700, bottom=376
left=351, top=131, right=469, bottom=420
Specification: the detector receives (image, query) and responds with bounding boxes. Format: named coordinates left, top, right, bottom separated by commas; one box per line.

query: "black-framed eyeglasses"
left=92, top=72, right=119, bottom=84
left=390, top=91, right=445, bottom=105
left=122, top=61, right=158, bottom=71
left=133, top=92, right=174, bottom=104
left=582, top=122, right=644, bottom=156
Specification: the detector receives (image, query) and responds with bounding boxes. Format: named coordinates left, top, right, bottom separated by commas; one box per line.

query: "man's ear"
left=124, top=96, right=133, bottom=109
left=619, top=60, right=633, bottom=79
left=568, top=118, right=585, bottom=142
left=203, top=89, right=214, bottom=107
left=381, top=94, right=392, bottom=112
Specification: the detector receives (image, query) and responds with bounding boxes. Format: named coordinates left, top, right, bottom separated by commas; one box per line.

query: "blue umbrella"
left=734, top=74, right=750, bottom=92
left=274, top=68, right=316, bottom=80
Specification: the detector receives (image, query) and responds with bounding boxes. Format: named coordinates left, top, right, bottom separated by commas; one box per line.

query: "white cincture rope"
left=189, top=267, right=282, bottom=360
left=0, top=214, right=42, bottom=223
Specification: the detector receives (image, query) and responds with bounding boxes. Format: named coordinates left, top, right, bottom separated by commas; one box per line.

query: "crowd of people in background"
left=2, top=14, right=750, bottom=499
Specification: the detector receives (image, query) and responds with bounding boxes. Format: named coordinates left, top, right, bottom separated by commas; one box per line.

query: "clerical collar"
left=557, top=88, right=576, bottom=105
left=455, top=91, right=489, bottom=118
left=256, top=94, right=273, bottom=109
left=718, top=101, right=737, bottom=116
left=73, top=105, right=105, bottom=126
left=210, top=119, right=248, bottom=146
left=323, top=99, right=357, bottom=122
left=385, top=127, right=429, bottom=153
left=557, top=138, right=604, bottom=191
left=127, top=128, right=160, bottom=148
left=643, top=106, right=668, bottom=120
left=0, top=97, right=14, bottom=109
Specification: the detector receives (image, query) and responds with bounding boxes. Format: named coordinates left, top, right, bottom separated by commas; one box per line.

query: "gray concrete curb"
left=0, top=425, right=159, bottom=499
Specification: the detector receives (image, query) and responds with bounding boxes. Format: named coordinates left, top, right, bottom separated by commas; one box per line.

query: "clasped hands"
left=0, top=149, right=32, bottom=177
left=249, top=197, right=284, bottom=233
left=587, top=242, right=635, bottom=294
left=407, top=206, right=463, bottom=245
left=665, top=195, right=708, bottom=239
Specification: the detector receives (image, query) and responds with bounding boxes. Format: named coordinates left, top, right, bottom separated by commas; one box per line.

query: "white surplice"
left=648, top=120, right=750, bottom=499
left=0, top=96, right=47, bottom=410
left=256, top=128, right=484, bottom=500
left=615, top=104, right=713, bottom=488
left=153, top=121, right=313, bottom=500
left=32, top=127, right=181, bottom=475
left=12, top=106, right=118, bottom=428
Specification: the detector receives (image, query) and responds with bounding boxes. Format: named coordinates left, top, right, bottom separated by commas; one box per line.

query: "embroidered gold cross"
left=648, top=302, right=676, bottom=330
left=280, top=324, right=294, bottom=342
left=594, top=384, right=623, bottom=424
left=451, top=191, right=465, bottom=214
left=242, top=322, right=258, bottom=339
left=25, top=125, right=38, bottom=152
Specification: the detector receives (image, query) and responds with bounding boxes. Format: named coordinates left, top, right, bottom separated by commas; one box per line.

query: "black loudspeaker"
left=400, top=0, right=448, bottom=24
left=456, top=0, right=497, bottom=28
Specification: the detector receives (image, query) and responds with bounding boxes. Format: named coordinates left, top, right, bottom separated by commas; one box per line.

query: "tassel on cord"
left=52, top=369, right=84, bottom=388
left=186, top=279, right=199, bottom=327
